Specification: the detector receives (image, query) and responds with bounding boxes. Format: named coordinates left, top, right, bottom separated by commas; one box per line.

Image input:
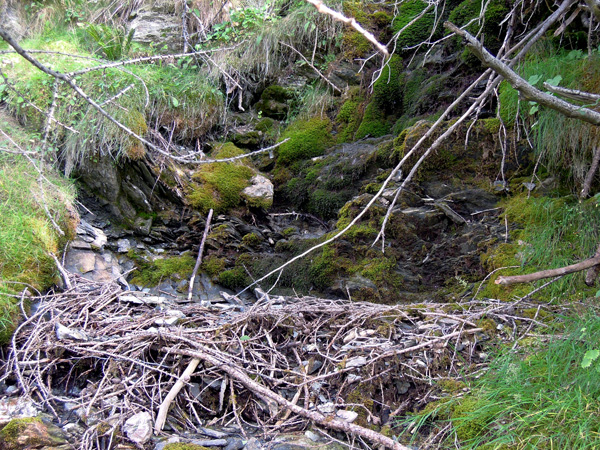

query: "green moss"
left=481, top=117, right=501, bottom=134
left=255, top=117, right=275, bottom=132
left=308, top=246, right=341, bottom=290
left=346, top=383, right=375, bottom=427
left=357, top=256, right=403, bottom=289
left=476, top=318, right=498, bottom=335
left=392, top=0, right=437, bottom=50
left=451, top=395, right=493, bottom=442
left=163, top=444, right=211, bottom=450
left=343, top=31, right=371, bottom=59
left=218, top=266, right=249, bottom=290
left=0, top=417, right=66, bottom=449
left=130, top=254, right=195, bottom=287
left=355, top=102, right=390, bottom=139
left=261, top=85, right=294, bottom=102
left=447, top=0, right=509, bottom=52
left=187, top=142, right=254, bottom=213
left=307, top=189, right=350, bottom=219
left=420, top=397, right=455, bottom=420
left=355, top=56, right=404, bottom=139
left=438, top=378, right=467, bottom=393
left=336, top=97, right=364, bottom=143
left=277, top=117, right=334, bottom=164
left=241, top=232, right=262, bottom=248
left=201, top=256, right=227, bottom=280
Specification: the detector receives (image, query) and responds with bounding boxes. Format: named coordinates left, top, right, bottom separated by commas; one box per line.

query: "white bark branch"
left=445, top=21, right=600, bottom=126
left=304, top=0, right=389, bottom=56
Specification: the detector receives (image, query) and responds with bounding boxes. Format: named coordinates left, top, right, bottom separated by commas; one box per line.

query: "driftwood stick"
left=581, top=146, right=600, bottom=199
left=495, top=256, right=600, bottom=285
left=163, top=345, right=413, bottom=450
left=154, top=357, right=201, bottom=433
left=585, top=244, right=600, bottom=286
left=188, top=208, right=214, bottom=301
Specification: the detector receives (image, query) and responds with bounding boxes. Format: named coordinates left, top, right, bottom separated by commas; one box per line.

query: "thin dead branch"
left=188, top=208, right=214, bottom=301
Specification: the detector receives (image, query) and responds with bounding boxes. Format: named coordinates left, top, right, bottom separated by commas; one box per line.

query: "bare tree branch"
left=495, top=256, right=600, bottom=285
left=304, top=0, right=389, bottom=56
left=445, top=21, right=600, bottom=126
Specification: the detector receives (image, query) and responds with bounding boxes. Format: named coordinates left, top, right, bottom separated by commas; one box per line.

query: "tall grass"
left=403, top=314, right=600, bottom=449
left=0, top=142, right=76, bottom=343
left=499, top=47, right=600, bottom=190
left=503, top=194, right=600, bottom=299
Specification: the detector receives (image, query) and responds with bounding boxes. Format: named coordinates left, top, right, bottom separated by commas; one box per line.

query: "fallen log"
left=495, top=256, right=600, bottom=285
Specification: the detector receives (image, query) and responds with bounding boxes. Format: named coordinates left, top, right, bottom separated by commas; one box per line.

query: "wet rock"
left=0, top=417, right=68, bottom=450
left=328, top=61, right=362, bottom=89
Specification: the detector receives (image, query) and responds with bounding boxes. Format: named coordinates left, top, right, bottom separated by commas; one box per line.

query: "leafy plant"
left=84, top=23, right=134, bottom=60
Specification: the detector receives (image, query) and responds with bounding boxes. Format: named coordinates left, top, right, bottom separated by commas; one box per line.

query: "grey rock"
left=225, top=437, right=245, bottom=450
left=0, top=397, right=39, bottom=424
left=123, top=411, right=153, bottom=445
left=117, top=238, right=132, bottom=253
left=128, top=3, right=183, bottom=52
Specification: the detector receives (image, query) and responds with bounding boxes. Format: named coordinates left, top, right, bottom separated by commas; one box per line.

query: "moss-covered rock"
left=0, top=417, right=67, bottom=450
left=342, top=31, right=371, bottom=59
left=256, top=85, right=294, bottom=120
left=186, top=142, right=255, bottom=213
left=335, top=88, right=364, bottom=143
left=277, top=117, right=334, bottom=164
left=447, top=0, right=509, bottom=54
left=129, top=253, right=195, bottom=287
left=163, top=444, right=211, bottom=450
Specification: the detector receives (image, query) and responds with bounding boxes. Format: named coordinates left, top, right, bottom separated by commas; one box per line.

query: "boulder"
left=128, top=2, right=182, bottom=52
left=242, top=175, right=274, bottom=209
left=0, top=417, right=68, bottom=450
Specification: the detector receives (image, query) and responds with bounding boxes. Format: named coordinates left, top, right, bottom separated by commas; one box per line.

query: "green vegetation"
left=187, top=143, right=255, bottom=213
left=0, top=145, right=76, bottom=343
left=277, top=117, right=334, bottom=164
left=129, top=252, right=195, bottom=287
left=403, top=315, right=600, bottom=449
left=391, top=0, right=438, bottom=50
left=499, top=48, right=600, bottom=191
left=335, top=88, right=364, bottom=143
left=480, top=194, right=600, bottom=300
left=83, top=23, right=134, bottom=60
left=0, top=30, right=224, bottom=173
left=355, top=55, right=404, bottom=139
left=447, top=0, right=509, bottom=54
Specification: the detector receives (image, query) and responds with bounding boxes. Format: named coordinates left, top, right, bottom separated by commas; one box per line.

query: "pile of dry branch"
left=2, top=272, right=551, bottom=450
